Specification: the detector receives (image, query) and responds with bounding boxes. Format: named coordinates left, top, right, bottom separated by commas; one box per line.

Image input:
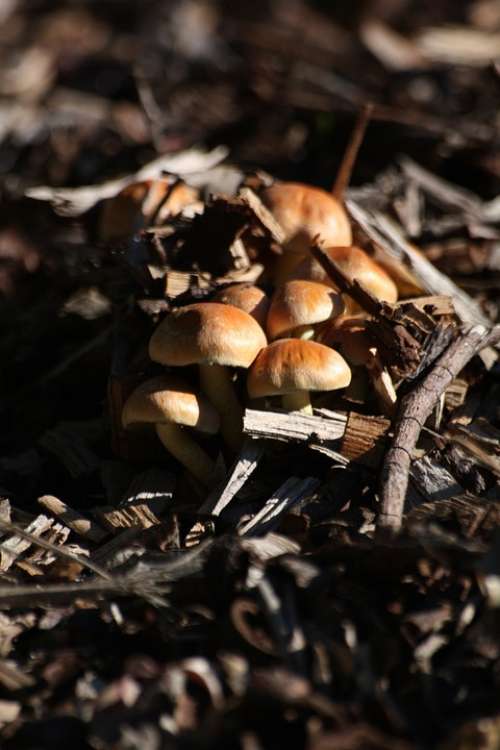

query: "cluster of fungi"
left=120, top=177, right=399, bottom=488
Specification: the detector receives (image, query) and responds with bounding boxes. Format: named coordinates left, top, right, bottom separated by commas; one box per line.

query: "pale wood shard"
left=0, top=515, right=54, bottom=572
left=38, top=495, right=107, bottom=543
left=243, top=408, right=348, bottom=463
left=239, top=477, right=320, bottom=536
left=200, top=439, right=265, bottom=516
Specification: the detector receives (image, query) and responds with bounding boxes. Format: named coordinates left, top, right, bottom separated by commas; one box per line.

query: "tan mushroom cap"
left=122, top=375, right=220, bottom=433
left=261, top=181, right=352, bottom=256
left=149, top=303, right=267, bottom=368
left=247, top=339, right=351, bottom=398
left=100, top=179, right=199, bottom=241
left=292, top=245, right=398, bottom=304
left=267, top=280, right=344, bottom=340
left=213, top=284, right=270, bottom=328
left=317, top=316, right=373, bottom=367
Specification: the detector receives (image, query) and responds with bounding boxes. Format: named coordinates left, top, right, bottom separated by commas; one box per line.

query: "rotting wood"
left=378, top=324, right=500, bottom=534
left=340, top=412, right=390, bottom=467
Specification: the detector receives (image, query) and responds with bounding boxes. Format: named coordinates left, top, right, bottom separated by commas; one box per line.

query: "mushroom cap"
left=100, top=179, right=199, bottom=240
left=260, top=182, right=352, bottom=256
left=267, top=280, right=344, bottom=339
left=149, top=303, right=267, bottom=368
left=292, top=245, right=398, bottom=304
left=317, top=316, right=373, bottom=367
left=213, top=284, right=270, bottom=328
left=122, top=375, right=220, bottom=433
left=247, top=339, right=351, bottom=398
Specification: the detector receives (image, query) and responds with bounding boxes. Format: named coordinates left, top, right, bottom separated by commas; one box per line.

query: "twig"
left=38, top=495, right=107, bottom=542
left=310, top=243, right=382, bottom=316
left=378, top=324, right=500, bottom=534
left=332, top=103, right=373, bottom=200
left=0, top=519, right=111, bottom=580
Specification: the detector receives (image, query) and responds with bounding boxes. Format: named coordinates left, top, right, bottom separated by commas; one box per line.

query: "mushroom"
left=122, top=375, right=220, bottom=487
left=318, top=316, right=397, bottom=416
left=247, top=338, right=351, bottom=415
left=213, top=284, right=270, bottom=328
left=260, top=181, right=352, bottom=285
left=149, top=303, right=267, bottom=451
left=267, top=280, right=344, bottom=340
left=99, top=178, right=200, bottom=241
left=291, top=245, right=398, bottom=312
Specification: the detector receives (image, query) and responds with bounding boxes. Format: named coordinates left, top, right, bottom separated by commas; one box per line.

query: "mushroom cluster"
left=121, top=177, right=401, bottom=484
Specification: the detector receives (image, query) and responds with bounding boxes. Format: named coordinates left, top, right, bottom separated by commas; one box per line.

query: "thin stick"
left=332, top=103, right=373, bottom=200
left=0, top=519, right=111, bottom=580
left=378, top=324, right=500, bottom=534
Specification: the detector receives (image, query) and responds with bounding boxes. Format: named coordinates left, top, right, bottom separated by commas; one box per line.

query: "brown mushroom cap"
left=100, top=179, right=199, bottom=240
left=317, top=316, right=373, bottom=367
left=247, top=339, right=351, bottom=398
left=260, top=182, right=352, bottom=256
left=292, top=245, right=398, bottom=303
left=213, top=284, right=270, bottom=328
left=267, top=280, right=344, bottom=339
left=122, top=375, right=220, bottom=433
left=149, top=303, right=267, bottom=368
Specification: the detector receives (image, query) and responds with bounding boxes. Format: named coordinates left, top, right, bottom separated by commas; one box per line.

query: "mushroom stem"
left=282, top=391, right=313, bottom=414
left=199, top=363, right=243, bottom=452
left=293, top=325, right=316, bottom=340
left=155, top=423, right=216, bottom=487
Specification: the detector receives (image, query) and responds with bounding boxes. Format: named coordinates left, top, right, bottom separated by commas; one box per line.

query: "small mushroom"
left=260, top=181, right=352, bottom=285
left=292, top=245, right=398, bottom=312
left=99, top=178, right=200, bottom=241
left=213, top=284, right=270, bottom=328
left=318, top=316, right=397, bottom=416
left=267, top=280, right=344, bottom=340
left=149, top=303, right=267, bottom=452
left=247, top=338, right=351, bottom=414
left=122, top=375, right=220, bottom=487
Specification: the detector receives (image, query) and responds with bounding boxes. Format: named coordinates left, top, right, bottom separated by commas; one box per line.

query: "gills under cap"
left=247, top=338, right=351, bottom=398
left=267, top=280, right=344, bottom=339
left=149, top=303, right=267, bottom=368
left=122, top=375, right=220, bottom=433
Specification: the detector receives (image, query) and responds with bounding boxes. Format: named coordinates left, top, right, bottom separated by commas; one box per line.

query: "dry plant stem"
left=155, top=423, right=216, bottom=488
left=332, top=103, right=373, bottom=200
left=199, top=363, right=244, bottom=452
left=378, top=324, right=500, bottom=535
left=282, top=391, right=313, bottom=414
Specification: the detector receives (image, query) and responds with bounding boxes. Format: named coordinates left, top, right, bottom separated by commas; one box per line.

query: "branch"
left=378, top=324, right=500, bottom=534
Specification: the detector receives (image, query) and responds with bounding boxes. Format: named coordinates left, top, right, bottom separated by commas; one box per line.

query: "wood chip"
left=38, top=495, right=107, bottom=543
